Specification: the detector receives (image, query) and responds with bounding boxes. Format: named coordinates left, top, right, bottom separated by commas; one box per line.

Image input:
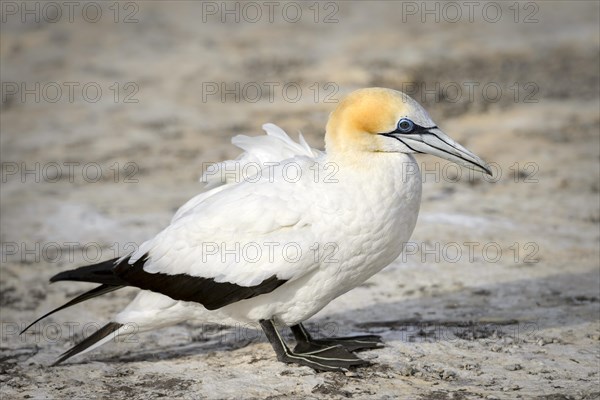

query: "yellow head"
left=325, top=88, right=490, bottom=174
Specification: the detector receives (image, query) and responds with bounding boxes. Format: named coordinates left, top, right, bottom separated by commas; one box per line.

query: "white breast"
left=221, top=152, right=423, bottom=325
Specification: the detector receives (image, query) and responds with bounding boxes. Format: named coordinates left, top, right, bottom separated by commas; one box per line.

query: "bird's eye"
left=397, top=118, right=414, bottom=133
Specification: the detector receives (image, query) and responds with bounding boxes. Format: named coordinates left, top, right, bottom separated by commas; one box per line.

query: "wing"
left=131, top=165, right=320, bottom=286
left=122, top=124, right=325, bottom=308
left=119, top=125, right=326, bottom=309
left=44, top=168, right=321, bottom=313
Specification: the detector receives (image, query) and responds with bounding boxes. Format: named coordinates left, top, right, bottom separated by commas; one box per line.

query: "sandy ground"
left=1, top=1, right=599, bottom=399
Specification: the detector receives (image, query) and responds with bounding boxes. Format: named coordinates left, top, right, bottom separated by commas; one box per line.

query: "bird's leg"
left=291, top=323, right=383, bottom=353
left=259, top=319, right=369, bottom=372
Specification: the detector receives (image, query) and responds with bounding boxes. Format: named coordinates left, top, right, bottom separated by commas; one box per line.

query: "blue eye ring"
left=397, top=118, right=414, bottom=133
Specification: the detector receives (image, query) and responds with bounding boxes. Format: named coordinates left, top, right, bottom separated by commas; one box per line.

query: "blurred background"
left=1, top=1, right=599, bottom=398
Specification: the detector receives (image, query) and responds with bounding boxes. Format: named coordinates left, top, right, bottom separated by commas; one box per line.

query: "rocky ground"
left=1, top=1, right=599, bottom=399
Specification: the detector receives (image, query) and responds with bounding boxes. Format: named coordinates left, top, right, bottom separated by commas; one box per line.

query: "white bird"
left=24, top=88, right=491, bottom=371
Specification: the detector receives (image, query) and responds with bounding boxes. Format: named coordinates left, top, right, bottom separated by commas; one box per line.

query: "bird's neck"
left=324, top=150, right=422, bottom=208
left=326, top=150, right=420, bottom=180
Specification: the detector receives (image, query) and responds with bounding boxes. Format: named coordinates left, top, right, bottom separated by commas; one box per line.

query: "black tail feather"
left=20, top=284, right=125, bottom=334
left=50, top=257, right=126, bottom=286
left=52, top=322, right=123, bottom=366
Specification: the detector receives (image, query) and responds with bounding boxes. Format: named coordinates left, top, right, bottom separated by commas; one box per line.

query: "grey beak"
left=395, top=128, right=492, bottom=176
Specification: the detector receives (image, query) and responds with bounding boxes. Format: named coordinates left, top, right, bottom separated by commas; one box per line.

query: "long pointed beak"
left=396, top=128, right=492, bottom=176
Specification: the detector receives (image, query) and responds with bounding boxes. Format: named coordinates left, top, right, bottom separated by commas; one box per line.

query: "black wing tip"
left=51, top=322, right=123, bottom=366
left=49, top=270, right=71, bottom=283
left=25, top=257, right=129, bottom=334
left=49, top=257, right=127, bottom=286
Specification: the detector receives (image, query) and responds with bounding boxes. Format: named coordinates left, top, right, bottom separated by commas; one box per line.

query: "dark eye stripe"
left=377, top=123, right=438, bottom=136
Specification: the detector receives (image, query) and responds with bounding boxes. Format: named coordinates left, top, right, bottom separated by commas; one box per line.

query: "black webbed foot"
left=260, top=320, right=372, bottom=372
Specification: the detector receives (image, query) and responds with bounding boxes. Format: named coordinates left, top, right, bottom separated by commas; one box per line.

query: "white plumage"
left=31, top=88, right=491, bottom=370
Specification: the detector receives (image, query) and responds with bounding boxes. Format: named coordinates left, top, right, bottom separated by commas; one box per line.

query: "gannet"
left=23, top=88, right=491, bottom=371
